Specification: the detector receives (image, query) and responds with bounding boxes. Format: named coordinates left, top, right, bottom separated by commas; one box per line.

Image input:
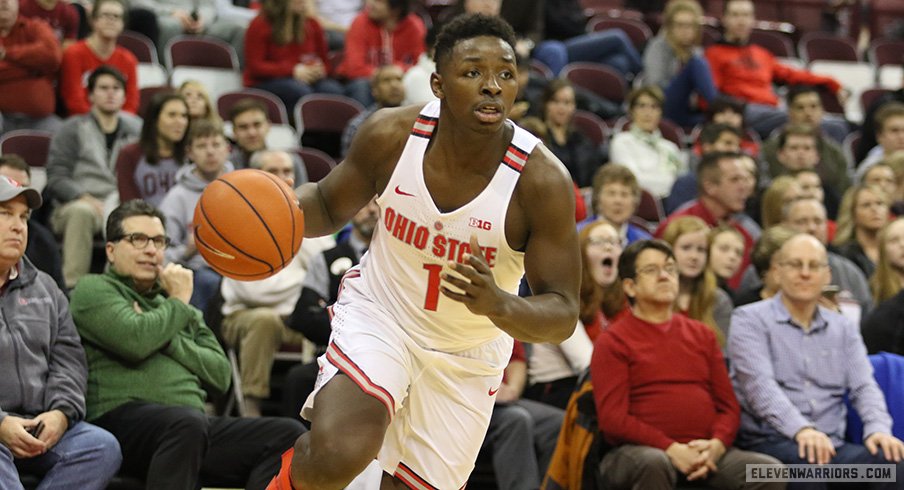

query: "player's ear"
left=430, top=72, right=444, bottom=99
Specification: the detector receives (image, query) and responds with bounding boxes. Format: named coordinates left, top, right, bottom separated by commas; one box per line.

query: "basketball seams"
left=196, top=195, right=276, bottom=276
left=217, top=176, right=288, bottom=267
left=256, top=170, right=301, bottom=266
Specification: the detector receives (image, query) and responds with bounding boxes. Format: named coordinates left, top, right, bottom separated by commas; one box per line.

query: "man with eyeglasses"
left=68, top=199, right=305, bottom=489
left=591, top=239, right=782, bottom=489
left=0, top=175, right=122, bottom=490
left=729, top=234, right=904, bottom=487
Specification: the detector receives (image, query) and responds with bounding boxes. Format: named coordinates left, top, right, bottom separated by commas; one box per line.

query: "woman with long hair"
left=834, top=184, right=891, bottom=277
left=244, top=0, right=345, bottom=113
left=541, top=79, right=604, bottom=187
left=661, top=216, right=732, bottom=344
left=642, top=0, right=718, bottom=127
left=862, top=218, right=904, bottom=355
left=760, top=175, right=803, bottom=229
left=525, top=220, right=626, bottom=409
left=116, top=92, right=189, bottom=207
left=178, top=80, right=222, bottom=125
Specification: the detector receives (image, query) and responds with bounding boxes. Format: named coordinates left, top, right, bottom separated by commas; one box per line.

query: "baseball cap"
left=0, top=175, right=42, bottom=209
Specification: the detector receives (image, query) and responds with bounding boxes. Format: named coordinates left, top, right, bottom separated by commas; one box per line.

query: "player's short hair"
left=618, top=239, right=675, bottom=281
left=186, top=119, right=224, bottom=145
left=0, top=154, right=31, bottom=179
left=228, top=98, right=269, bottom=123
left=699, top=122, right=742, bottom=146
left=88, top=65, right=126, bottom=92
left=107, top=199, right=168, bottom=240
left=433, top=13, right=516, bottom=71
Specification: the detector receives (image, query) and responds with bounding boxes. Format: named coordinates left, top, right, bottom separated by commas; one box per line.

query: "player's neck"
left=431, top=121, right=509, bottom=170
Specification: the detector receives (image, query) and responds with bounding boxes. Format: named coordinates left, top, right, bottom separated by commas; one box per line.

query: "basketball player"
left=270, top=13, right=580, bottom=490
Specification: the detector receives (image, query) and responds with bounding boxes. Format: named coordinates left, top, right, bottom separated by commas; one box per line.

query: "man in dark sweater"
left=69, top=199, right=306, bottom=490
left=590, top=239, right=783, bottom=489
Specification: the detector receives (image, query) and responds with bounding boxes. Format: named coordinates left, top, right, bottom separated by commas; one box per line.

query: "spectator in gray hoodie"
left=159, top=119, right=232, bottom=312
left=0, top=175, right=122, bottom=490
left=46, top=65, right=142, bottom=289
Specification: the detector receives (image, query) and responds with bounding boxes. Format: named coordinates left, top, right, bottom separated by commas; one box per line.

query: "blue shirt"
left=575, top=216, right=651, bottom=245
left=728, top=294, right=891, bottom=447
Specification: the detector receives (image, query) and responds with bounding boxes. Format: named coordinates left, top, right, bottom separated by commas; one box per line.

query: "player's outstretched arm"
left=441, top=145, right=580, bottom=343
left=295, top=107, right=412, bottom=238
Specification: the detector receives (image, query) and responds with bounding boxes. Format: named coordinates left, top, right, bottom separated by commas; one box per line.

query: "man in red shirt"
left=0, top=0, right=62, bottom=135
left=655, top=151, right=757, bottom=290
left=17, top=0, right=78, bottom=47
left=591, top=239, right=783, bottom=489
left=705, top=0, right=845, bottom=139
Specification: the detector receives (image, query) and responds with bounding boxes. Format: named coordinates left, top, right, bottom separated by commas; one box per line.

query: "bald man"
left=728, top=234, right=904, bottom=489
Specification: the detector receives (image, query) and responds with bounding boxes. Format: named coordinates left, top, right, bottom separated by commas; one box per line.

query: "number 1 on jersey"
left=423, top=263, right=442, bottom=311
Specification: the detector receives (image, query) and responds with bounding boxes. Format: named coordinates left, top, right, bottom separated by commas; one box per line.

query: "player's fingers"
left=447, top=261, right=480, bottom=283
left=441, top=272, right=474, bottom=292
left=439, top=285, right=470, bottom=303
left=466, top=252, right=491, bottom=274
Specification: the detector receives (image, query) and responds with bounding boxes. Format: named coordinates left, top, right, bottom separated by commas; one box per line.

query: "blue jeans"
left=254, top=77, right=346, bottom=116
left=663, top=55, right=719, bottom=127
left=344, top=78, right=374, bottom=107
left=744, top=437, right=904, bottom=489
left=745, top=103, right=789, bottom=139
left=2, top=421, right=122, bottom=490
left=189, top=264, right=221, bottom=313
left=533, top=29, right=642, bottom=77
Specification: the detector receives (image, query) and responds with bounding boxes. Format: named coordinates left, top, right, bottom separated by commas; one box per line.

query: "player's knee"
left=301, top=419, right=385, bottom=486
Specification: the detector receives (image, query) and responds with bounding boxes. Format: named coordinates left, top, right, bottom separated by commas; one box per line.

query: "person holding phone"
left=0, top=176, right=122, bottom=490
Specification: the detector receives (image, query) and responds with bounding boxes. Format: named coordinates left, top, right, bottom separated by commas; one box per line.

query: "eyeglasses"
left=635, top=263, right=679, bottom=277
left=114, top=233, right=171, bottom=250
left=97, top=12, right=123, bottom=21
left=779, top=260, right=828, bottom=273
left=587, top=237, right=621, bottom=248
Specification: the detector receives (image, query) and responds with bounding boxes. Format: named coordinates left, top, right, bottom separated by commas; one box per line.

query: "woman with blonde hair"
left=178, top=80, right=222, bottom=125
left=642, top=0, right=718, bottom=127
left=526, top=220, right=627, bottom=409
left=862, top=217, right=904, bottom=355
left=834, top=184, right=891, bottom=277
left=661, top=216, right=732, bottom=344
left=760, top=175, right=803, bottom=229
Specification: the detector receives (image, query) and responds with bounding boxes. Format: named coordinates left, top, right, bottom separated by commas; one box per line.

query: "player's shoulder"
left=519, top=140, right=573, bottom=194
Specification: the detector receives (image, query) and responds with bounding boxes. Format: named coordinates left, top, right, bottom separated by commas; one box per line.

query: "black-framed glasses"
left=114, top=233, right=171, bottom=249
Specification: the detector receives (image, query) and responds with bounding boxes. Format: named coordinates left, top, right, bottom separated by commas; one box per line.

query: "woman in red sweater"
left=59, top=0, right=138, bottom=115
left=244, top=0, right=345, bottom=114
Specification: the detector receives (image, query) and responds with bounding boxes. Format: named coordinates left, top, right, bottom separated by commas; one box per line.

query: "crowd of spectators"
left=4, top=0, right=904, bottom=488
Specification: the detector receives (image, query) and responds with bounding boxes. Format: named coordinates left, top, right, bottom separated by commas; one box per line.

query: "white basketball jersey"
left=359, top=100, right=540, bottom=352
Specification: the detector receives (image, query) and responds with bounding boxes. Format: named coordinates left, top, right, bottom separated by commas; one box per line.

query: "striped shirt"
left=728, top=294, right=891, bottom=447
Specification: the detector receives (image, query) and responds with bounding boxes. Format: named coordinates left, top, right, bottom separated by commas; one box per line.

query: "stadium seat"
left=217, top=88, right=290, bottom=125
left=561, top=62, right=628, bottom=105
left=635, top=188, right=665, bottom=224
left=868, top=38, right=904, bottom=67
left=138, top=85, right=174, bottom=117
left=166, top=36, right=242, bottom=101
left=294, top=94, right=364, bottom=158
left=860, top=88, right=893, bottom=118
left=572, top=110, right=611, bottom=147
left=799, top=32, right=860, bottom=63
left=117, top=30, right=157, bottom=64
left=809, top=61, right=875, bottom=122
left=297, top=147, right=337, bottom=182
left=749, top=29, right=795, bottom=58
left=0, top=130, right=52, bottom=192
left=586, top=16, right=653, bottom=51
left=529, top=59, right=554, bottom=81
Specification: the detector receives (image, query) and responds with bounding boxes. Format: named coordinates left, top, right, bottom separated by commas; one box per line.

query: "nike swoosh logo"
left=488, top=387, right=499, bottom=396
left=394, top=185, right=415, bottom=197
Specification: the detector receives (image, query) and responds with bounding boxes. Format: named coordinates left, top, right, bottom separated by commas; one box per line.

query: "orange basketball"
left=193, top=169, right=304, bottom=281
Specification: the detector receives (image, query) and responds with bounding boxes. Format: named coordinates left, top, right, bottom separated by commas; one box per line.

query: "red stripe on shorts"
left=394, top=461, right=439, bottom=490
left=325, top=343, right=395, bottom=418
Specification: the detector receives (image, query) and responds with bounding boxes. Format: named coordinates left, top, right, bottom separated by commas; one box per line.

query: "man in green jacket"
left=69, top=199, right=305, bottom=490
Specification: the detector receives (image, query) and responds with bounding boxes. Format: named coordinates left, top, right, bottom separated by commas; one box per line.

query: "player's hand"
left=33, top=410, right=68, bottom=450
left=865, top=432, right=904, bottom=463
left=158, top=263, right=193, bottom=304
left=440, top=234, right=505, bottom=317
left=795, top=427, right=836, bottom=464
left=0, top=416, right=47, bottom=458
left=665, top=442, right=707, bottom=475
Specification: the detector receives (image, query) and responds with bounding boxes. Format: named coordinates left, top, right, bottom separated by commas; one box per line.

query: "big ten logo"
left=468, top=217, right=492, bottom=230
